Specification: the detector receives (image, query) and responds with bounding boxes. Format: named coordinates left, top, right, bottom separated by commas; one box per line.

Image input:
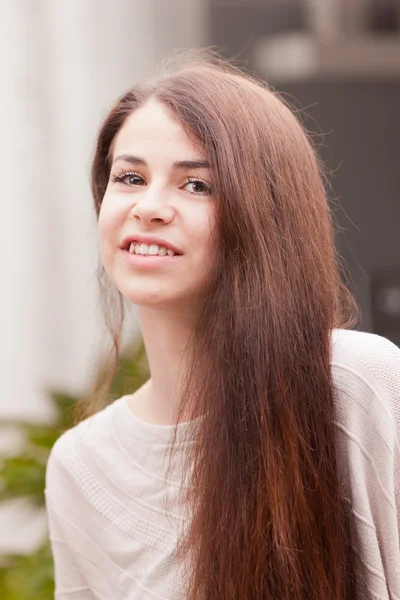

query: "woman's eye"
left=112, top=172, right=145, bottom=186
left=183, top=179, right=212, bottom=195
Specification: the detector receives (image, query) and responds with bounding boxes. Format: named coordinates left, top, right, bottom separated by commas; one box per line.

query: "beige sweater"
left=45, top=328, right=400, bottom=599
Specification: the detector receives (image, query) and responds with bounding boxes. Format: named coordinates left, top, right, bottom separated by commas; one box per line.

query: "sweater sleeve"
left=45, top=440, right=96, bottom=599
left=352, top=333, right=400, bottom=524
left=332, top=330, right=400, bottom=598
left=381, top=336, right=400, bottom=537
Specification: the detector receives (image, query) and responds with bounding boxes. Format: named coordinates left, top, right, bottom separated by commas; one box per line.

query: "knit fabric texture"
left=45, top=328, right=400, bottom=599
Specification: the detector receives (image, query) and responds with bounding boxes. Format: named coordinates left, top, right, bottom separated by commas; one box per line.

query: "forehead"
left=112, top=99, right=205, bottom=161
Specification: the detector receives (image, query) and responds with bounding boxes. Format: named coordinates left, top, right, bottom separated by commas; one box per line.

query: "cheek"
left=199, top=211, right=217, bottom=257
left=189, top=216, right=216, bottom=274
left=98, top=208, right=110, bottom=239
left=97, top=199, right=119, bottom=265
left=97, top=210, right=109, bottom=256
left=189, top=204, right=216, bottom=245
left=98, top=193, right=121, bottom=239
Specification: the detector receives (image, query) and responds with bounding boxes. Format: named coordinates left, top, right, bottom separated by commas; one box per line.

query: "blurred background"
left=0, top=0, right=399, bottom=597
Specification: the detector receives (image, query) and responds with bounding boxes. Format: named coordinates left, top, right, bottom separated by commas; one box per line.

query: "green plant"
left=0, top=342, right=149, bottom=599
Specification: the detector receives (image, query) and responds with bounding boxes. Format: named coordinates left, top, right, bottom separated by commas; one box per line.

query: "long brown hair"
left=81, top=53, right=360, bottom=599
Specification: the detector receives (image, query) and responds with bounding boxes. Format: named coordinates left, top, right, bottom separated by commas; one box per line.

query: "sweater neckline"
left=111, top=395, right=199, bottom=448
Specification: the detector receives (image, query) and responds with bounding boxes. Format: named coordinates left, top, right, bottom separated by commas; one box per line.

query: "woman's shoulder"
left=330, top=328, right=400, bottom=443
left=331, top=331, right=400, bottom=596
left=331, top=328, right=400, bottom=388
left=45, top=398, right=123, bottom=498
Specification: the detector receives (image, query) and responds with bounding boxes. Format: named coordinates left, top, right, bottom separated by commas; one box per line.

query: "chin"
left=121, top=285, right=193, bottom=311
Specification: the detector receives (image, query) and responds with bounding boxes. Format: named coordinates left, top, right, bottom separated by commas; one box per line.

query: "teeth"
left=148, top=244, right=159, bottom=255
left=128, top=242, right=176, bottom=256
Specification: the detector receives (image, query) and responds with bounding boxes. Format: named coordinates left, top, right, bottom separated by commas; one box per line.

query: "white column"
left=0, top=1, right=52, bottom=422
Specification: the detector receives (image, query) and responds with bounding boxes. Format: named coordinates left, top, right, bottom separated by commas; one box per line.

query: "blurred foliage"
left=0, top=342, right=149, bottom=599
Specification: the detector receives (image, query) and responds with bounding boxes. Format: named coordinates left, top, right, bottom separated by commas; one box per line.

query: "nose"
left=129, top=185, right=174, bottom=225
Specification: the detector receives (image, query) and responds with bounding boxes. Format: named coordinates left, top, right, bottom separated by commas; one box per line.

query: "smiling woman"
left=44, top=52, right=400, bottom=600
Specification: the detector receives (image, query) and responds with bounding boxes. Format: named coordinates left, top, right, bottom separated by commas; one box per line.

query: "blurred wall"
left=210, top=0, right=400, bottom=342
left=280, top=79, right=400, bottom=339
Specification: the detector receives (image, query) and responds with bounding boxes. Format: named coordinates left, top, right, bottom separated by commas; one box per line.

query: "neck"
left=134, top=306, right=196, bottom=425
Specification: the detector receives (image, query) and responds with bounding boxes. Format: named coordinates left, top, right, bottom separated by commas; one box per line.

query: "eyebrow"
left=113, top=154, right=210, bottom=170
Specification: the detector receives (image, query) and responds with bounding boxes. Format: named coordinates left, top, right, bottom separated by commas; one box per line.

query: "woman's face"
left=98, top=99, right=216, bottom=311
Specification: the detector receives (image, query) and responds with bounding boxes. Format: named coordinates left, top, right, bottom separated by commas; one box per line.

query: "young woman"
left=45, top=55, right=400, bottom=600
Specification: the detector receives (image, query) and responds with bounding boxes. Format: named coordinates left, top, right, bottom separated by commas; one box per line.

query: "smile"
left=121, top=245, right=181, bottom=269
left=128, top=242, right=178, bottom=257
